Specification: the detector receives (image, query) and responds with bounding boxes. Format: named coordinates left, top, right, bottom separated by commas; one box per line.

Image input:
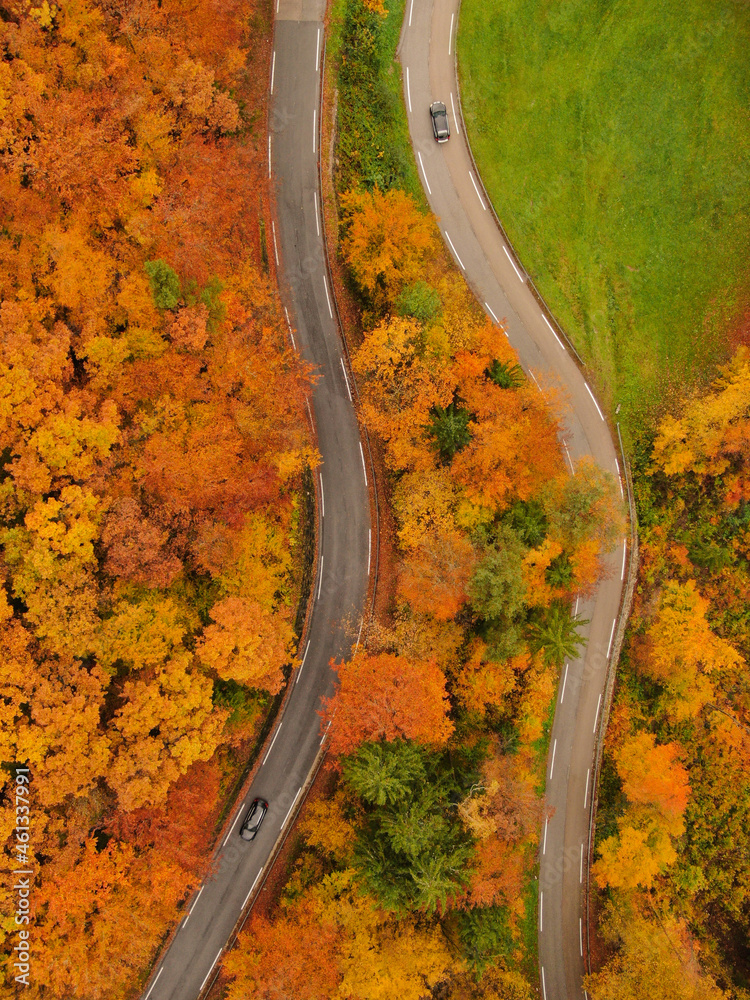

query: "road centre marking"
left=313, top=108, right=317, bottom=154
left=543, top=816, right=548, bottom=854
left=270, top=51, right=276, bottom=94
left=448, top=13, right=454, bottom=55
left=539, top=890, right=543, bottom=932
left=406, top=66, right=412, bottom=113
left=484, top=302, right=499, bottom=323
left=549, top=739, right=557, bottom=780
left=316, top=27, right=321, bottom=71
left=359, top=442, right=368, bottom=486
left=583, top=768, right=590, bottom=810
left=408, top=0, right=414, bottom=25
left=314, top=190, right=320, bottom=236
left=621, top=540, right=627, bottom=581
left=317, top=555, right=323, bottom=600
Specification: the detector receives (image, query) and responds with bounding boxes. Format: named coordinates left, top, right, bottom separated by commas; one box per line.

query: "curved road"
left=398, top=2, right=628, bottom=997
left=140, top=1, right=371, bottom=997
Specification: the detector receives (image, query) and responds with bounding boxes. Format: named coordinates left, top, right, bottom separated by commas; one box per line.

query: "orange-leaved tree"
left=321, top=651, right=454, bottom=757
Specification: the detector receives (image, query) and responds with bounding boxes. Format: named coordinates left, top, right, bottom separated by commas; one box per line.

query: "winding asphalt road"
left=140, top=0, right=628, bottom=997
left=398, top=1, right=628, bottom=997
left=139, top=1, right=371, bottom=996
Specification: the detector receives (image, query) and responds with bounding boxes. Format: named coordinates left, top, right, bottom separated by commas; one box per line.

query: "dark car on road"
left=430, top=101, right=450, bottom=143
left=240, top=798, right=268, bottom=841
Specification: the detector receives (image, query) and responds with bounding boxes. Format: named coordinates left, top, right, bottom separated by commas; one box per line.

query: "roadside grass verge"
left=457, top=0, right=750, bottom=442
left=329, top=0, right=424, bottom=204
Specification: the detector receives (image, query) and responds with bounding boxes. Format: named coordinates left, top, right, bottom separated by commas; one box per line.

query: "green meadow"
left=458, top=0, right=750, bottom=439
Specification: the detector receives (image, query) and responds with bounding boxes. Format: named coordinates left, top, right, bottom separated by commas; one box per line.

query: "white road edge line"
left=621, top=539, right=627, bottom=581
left=359, top=441, right=368, bottom=486
left=541, top=966, right=547, bottom=1000
left=543, top=816, right=548, bottom=854
left=315, top=27, right=321, bottom=72
left=340, top=358, right=353, bottom=401
left=563, top=440, right=574, bottom=473
left=606, top=618, right=617, bottom=660
left=200, top=950, right=222, bottom=993
left=549, top=739, right=557, bottom=780
left=284, top=305, right=296, bottom=350
left=444, top=231, right=465, bottom=270
left=144, top=966, right=163, bottom=1000
left=319, top=473, right=325, bottom=518
left=484, top=301, right=499, bottom=323
left=450, top=92, right=460, bottom=136
left=584, top=381, right=606, bottom=421
left=222, top=805, right=245, bottom=846
left=296, top=640, right=311, bottom=686
left=368, top=528, right=372, bottom=577
left=314, top=190, right=320, bottom=237
left=539, top=890, right=543, bottom=932
left=469, top=171, right=486, bottom=210
left=529, top=369, right=540, bottom=389
left=560, top=662, right=569, bottom=703
left=243, top=868, right=263, bottom=909
left=580, top=843, right=584, bottom=883
left=584, top=768, right=590, bottom=810
left=448, top=12, right=454, bottom=55
left=312, top=108, right=317, bottom=154
left=317, top=555, right=324, bottom=600
left=263, top=723, right=282, bottom=765
left=323, top=274, right=333, bottom=318
left=355, top=618, right=364, bottom=652
left=271, top=220, right=280, bottom=268
left=580, top=917, right=584, bottom=956
left=305, top=398, right=313, bottom=427
left=406, top=66, right=412, bottom=113
left=503, top=244, right=524, bottom=281
left=593, top=692, right=602, bottom=733
left=417, top=151, right=432, bottom=195
left=574, top=595, right=580, bottom=616
left=615, top=456, right=624, bottom=498
left=543, top=314, right=566, bottom=350
left=408, top=0, right=414, bottom=26
left=282, top=787, right=302, bottom=829
left=270, top=51, right=276, bottom=95
left=320, top=719, right=332, bottom=745
left=268, top=135, right=272, bottom=178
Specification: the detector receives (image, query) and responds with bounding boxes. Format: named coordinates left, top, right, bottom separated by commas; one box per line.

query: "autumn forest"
left=1, top=0, right=749, bottom=998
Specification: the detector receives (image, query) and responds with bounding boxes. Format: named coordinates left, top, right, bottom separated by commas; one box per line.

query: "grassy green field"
left=458, top=0, right=750, bottom=440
